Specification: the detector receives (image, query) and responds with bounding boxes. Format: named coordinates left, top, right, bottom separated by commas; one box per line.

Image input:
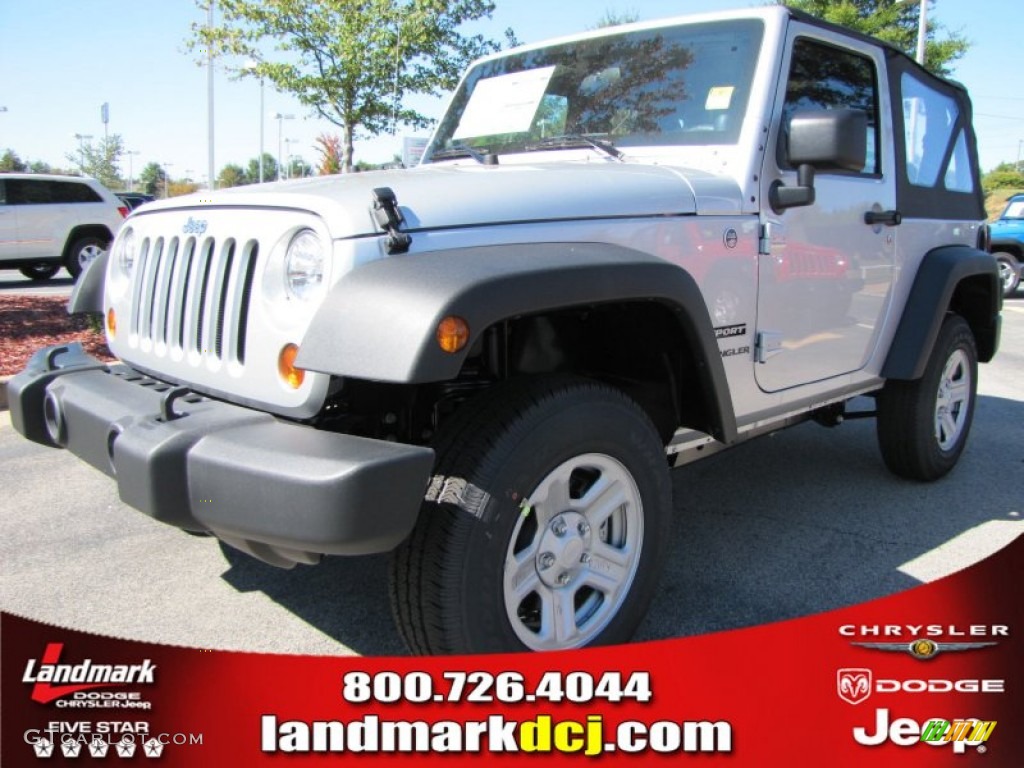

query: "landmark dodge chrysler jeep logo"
left=22, top=644, right=156, bottom=704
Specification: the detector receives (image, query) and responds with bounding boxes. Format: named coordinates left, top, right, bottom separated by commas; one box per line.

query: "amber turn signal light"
left=106, top=308, right=117, bottom=339
left=436, top=316, right=469, bottom=353
left=278, top=343, right=305, bottom=389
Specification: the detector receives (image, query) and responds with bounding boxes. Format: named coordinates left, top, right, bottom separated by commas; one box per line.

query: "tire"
left=994, top=252, right=1020, bottom=296
left=19, top=264, right=61, bottom=281
left=64, top=236, right=108, bottom=280
left=389, top=376, right=672, bottom=654
left=876, top=314, right=978, bottom=481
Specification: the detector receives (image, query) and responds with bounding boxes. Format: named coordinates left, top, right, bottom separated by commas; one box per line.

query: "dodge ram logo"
left=837, top=668, right=872, bottom=705
left=183, top=217, right=208, bottom=235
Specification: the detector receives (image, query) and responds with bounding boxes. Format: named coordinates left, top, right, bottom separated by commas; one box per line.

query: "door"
left=755, top=31, right=896, bottom=392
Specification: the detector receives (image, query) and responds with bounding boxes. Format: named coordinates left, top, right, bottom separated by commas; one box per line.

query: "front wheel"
left=65, top=236, right=108, bottom=280
left=876, top=314, right=978, bottom=481
left=389, top=377, right=672, bottom=654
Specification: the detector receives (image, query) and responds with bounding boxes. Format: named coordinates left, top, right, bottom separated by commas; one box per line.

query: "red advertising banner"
left=3, top=535, right=1021, bottom=766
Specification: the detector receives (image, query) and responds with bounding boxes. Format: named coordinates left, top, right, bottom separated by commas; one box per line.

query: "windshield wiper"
left=429, top=143, right=494, bottom=165
left=523, top=134, right=623, bottom=161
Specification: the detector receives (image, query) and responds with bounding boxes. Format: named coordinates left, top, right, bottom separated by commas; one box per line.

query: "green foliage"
left=982, top=162, right=1024, bottom=195
left=139, top=162, right=168, bottom=197
left=245, top=152, right=278, bottom=183
left=0, top=149, right=28, bottom=172
left=783, top=0, right=969, bottom=76
left=218, top=163, right=250, bottom=187
left=66, top=135, right=125, bottom=189
left=591, top=9, right=640, bottom=29
left=190, top=0, right=510, bottom=172
left=28, top=160, right=53, bottom=174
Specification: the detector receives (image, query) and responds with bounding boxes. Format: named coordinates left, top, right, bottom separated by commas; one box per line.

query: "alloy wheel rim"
left=934, top=348, right=971, bottom=451
left=503, top=453, right=643, bottom=650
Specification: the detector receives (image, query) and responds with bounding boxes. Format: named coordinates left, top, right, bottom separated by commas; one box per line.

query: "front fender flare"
left=296, top=242, right=737, bottom=443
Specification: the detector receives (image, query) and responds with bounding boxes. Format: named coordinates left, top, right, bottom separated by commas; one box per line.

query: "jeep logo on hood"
left=183, top=217, right=208, bottom=235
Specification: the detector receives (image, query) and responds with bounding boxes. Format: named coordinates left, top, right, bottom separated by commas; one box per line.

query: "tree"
left=591, top=9, right=640, bottom=29
left=315, top=133, right=342, bottom=176
left=139, top=162, right=169, bottom=197
left=66, top=135, right=125, bottom=189
left=28, top=160, right=53, bottom=174
left=246, top=152, right=277, bottom=183
left=190, top=0, right=512, bottom=172
left=783, top=0, right=968, bottom=76
left=0, top=149, right=28, bottom=172
left=218, top=163, right=250, bottom=187
left=982, top=162, right=1024, bottom=194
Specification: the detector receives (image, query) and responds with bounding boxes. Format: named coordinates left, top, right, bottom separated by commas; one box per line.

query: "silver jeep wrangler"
left=10, top=7, right=1000, bottom=654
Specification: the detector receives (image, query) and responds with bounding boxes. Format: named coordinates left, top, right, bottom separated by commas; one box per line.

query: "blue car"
left=990, top=193, right=1024, bottom=295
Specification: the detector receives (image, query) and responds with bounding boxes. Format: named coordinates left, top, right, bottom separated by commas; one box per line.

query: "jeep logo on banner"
left=837, top=668, right=872, bottom=705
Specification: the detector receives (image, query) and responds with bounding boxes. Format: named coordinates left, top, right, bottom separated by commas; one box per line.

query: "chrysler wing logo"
left=837, top=668, right=872, bottom=705
left=850, top=639, right=997, bottom=660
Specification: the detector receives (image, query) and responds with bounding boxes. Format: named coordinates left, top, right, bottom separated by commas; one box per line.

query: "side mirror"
left=770, top=108, right=868, bottom=212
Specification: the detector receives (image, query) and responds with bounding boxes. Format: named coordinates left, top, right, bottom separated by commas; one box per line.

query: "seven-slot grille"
left=129, top=235, right=259, bottom=365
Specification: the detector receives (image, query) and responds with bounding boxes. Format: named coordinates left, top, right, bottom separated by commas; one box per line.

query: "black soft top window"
left=887, top=53, right=983, bottom=220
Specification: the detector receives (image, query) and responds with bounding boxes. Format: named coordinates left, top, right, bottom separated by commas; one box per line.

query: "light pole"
left=73, top=133, right=93, bottom=174
left=163, top=163, right=174, bottom=199
left=898, top=0, right=928, bottom=65
left=207, top=1, right=216, bottom=189
left=125, top=150, right=141, bottom=192
left=244, top=61, right=265, bottom=183
left=284, top=138, right=297, bottom=179
left=273, top=113, right=294, bottom=181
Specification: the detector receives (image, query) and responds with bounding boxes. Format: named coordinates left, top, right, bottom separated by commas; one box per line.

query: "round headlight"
left=116, top=228, right=136, bottom=277
left=285, top=229, right=325, bottom=301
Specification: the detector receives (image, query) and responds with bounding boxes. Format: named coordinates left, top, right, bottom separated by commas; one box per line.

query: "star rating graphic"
left=33, top=737, right=54, bottom=758
left=60, top=739, right=83, bottom=757
left=89, top=736, right=111, bottom=758
left=143, top=738, right=166, bottom=758
left=115, top=738, right=137, bottom=758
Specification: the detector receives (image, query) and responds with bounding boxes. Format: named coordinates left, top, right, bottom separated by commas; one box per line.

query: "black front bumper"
left=9, top=344, right=435, bottom=567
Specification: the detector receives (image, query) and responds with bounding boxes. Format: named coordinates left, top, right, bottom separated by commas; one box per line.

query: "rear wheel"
left=876, top=314, right=977, bottom=481
left=19, top=264, right=60, bottom=281
left=389, top=376, right=672, bottom=654
left=994, top=253, right=1020, bottom=296
left=65, top=236, right=108, bottom=280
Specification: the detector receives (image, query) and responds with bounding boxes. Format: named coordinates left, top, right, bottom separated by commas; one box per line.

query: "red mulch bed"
left=0, top=295, right=116, bottom=376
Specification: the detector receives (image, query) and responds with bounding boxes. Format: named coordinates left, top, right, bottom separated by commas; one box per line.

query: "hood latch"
left=371, top=187, right=412, bottom=255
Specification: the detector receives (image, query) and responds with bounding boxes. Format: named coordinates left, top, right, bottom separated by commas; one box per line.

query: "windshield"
left=426, top=19, right=763, bottom=161
left=1002, top=199, right=1024, bottom=219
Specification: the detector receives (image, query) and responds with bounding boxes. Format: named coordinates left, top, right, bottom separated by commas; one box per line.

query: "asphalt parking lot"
left=1, top=300, right=1021, bottom=656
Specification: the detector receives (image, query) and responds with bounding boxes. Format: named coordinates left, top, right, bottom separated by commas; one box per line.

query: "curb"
left=0, top=375, right=9, bottom=412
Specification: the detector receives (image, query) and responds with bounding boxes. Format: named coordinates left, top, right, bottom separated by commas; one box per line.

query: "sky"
left=1, top=0, right=1022, bottom=186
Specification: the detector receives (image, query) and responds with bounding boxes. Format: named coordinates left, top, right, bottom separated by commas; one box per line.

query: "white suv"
left=0, top=174, right=127, bottom=281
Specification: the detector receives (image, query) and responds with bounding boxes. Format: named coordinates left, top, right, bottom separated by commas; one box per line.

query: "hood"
left=134, top=162, right=742, bottom=240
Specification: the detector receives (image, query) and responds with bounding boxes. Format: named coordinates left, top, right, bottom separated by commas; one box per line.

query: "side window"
left=781, top=38, right=879, bottom=174
left=6, top=179, right=53, bottom=205
left=901, top=72, right=973, bottom=192
left=53, top=181, right=102, bottom=204
left=0, top=179, right=6, bottom=205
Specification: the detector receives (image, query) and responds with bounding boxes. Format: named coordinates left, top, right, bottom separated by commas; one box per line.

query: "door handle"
left=864, top=209, right=901, bottom=226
